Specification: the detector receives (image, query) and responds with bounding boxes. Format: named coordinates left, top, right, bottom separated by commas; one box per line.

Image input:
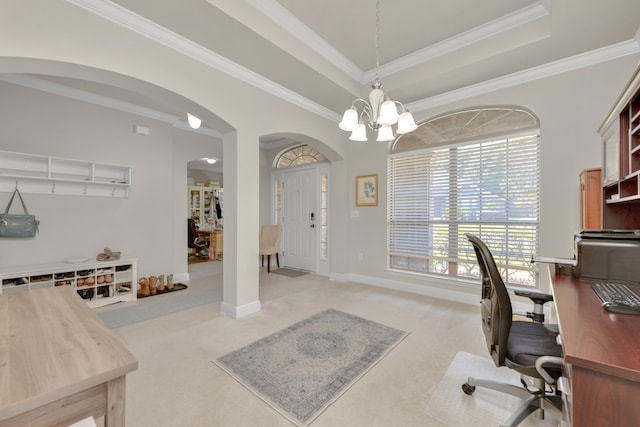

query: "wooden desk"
left=198, top=229, right=223, bottom=260
left=0, top=286, right=138, bottom=427
left=550, top=268, right=640, bottom=426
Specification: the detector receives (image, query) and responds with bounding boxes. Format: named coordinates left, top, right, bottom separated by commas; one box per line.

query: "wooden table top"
left=0, top=286, right=138, bottom=421
left=551, top=270, right=640, bottom=381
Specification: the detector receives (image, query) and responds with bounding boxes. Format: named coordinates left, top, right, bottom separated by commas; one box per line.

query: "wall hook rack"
left=0, top=150, right=131, bottom=197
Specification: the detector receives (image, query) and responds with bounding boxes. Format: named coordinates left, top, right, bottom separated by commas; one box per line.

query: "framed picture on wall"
left=356, top=174, right=378, bottom=206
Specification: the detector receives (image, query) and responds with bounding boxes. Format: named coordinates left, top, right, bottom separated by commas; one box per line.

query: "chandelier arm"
left=393, top=100, right=407, bottom=113
left=349, top=98, right=370, bottom=109
left=360, top=106, right=373, bottom=126
left=349, top=98, right=374, bottom=122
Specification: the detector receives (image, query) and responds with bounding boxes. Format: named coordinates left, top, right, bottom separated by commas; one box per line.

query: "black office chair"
left=188, top=218, right=209, bottom=259
left=463, top=234, right=564, bottom=427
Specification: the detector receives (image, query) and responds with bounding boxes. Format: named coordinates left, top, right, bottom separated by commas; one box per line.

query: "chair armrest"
left=535, top=356, right=564, bottom=385
left=514, top=290, right=554, bottom=305
left=514, top=290, right=554, bottom=323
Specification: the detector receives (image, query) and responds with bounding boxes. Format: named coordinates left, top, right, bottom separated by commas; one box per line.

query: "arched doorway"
left=271, top=144, right=330, bottom=275
left=0, top=60, right=229, bottom=285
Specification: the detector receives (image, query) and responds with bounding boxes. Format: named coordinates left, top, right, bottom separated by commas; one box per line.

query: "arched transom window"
left=276, top=145, right=327, bottom=169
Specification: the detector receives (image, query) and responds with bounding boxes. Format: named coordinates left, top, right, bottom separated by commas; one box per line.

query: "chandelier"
left=338, top=0, right=417, bottom=142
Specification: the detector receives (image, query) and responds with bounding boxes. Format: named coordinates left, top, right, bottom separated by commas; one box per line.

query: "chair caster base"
left=462, top=383, right=476, bottom=395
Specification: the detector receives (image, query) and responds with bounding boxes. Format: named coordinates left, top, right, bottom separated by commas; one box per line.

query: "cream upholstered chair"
left=259, top=224, right=282, bottom=272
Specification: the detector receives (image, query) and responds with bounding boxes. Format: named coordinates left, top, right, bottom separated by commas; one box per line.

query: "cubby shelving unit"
left=0, top=150, right=131, bottom=197
left=0, top=258, right=137, bottom=308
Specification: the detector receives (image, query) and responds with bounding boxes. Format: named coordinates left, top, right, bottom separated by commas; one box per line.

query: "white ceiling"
left=5, top=0, right=640, bottom=140
left=102, top=0, right=640, bottom=114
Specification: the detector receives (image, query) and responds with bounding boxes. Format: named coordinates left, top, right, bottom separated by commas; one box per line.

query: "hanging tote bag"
left=0, top=189, right=39, bottom=238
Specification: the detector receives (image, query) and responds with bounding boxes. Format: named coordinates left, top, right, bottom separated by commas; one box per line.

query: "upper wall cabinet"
left=0, top=151, right=131, bottom=197
left=598, top=64, right=640, bottom=228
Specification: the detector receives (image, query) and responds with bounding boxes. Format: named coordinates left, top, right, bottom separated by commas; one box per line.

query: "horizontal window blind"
left=388, top=134, right=540, bottom=286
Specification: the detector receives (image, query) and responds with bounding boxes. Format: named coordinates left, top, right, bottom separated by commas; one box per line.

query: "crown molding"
left=364, top=2, right=551, bottom=83
left=246, top=0, right=364, bottom=82
left=65, top=0, right=341, bottom=123
left=54, top=1, right=640, bottom=125
left=0, top=73, right=177, bottom=122
left=0, top=73, right=223, bottom=138
left=253, top=0, right=550, bottom=85
left=406, top=38, right=640, bottom=113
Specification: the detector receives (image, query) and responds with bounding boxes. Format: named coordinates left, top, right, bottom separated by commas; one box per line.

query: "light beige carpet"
left=424, top=351, right=559, bottom=427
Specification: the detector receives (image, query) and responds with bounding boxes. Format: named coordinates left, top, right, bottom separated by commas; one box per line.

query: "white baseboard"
left=329, top=272, right=545, bottom=317
left=174, top=272, right=189, bottom=284
left=221, top=300, right=261, bottom=319
left=346, top=273, right=480, bottom=306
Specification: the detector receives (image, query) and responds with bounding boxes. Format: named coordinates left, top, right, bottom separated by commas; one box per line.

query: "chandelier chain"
left=375, top=0, right=380, bottom=82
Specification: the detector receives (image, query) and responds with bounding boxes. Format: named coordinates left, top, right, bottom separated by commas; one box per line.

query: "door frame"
left=271, top=162, right=330, bottom=275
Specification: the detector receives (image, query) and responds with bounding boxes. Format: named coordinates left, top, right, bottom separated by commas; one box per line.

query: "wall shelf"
left=0, top=150, right=131, bottom=197
left=598, top=64, right=640, bottom=227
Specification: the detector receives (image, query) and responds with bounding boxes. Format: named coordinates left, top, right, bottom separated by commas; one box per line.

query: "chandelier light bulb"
left=377, top=100, right=400, bottom=125
left=349, top=123, right=368, bottom=142
left=396, top=111, right=418, bottom=134
left=339, top=108, right=359, bottom=132
left=376, top=125, right=394, bottom=142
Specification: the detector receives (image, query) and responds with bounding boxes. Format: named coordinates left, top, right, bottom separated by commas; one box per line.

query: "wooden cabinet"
left=598, top=64, right=640, bottom=229
left=211, top=230, right=223, bottom=260
left=188, top=186, right=214, bottom=227
left=580, top=168, right=602, bottom=229
left=0, top=150, right=131, bottom=197
left=188, top=186, right=223, bottom=228
left=0, top=258, right=137, bottom=308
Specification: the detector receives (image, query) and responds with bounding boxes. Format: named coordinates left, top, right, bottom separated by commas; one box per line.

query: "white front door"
left=282, top=168, right=317, bottom=272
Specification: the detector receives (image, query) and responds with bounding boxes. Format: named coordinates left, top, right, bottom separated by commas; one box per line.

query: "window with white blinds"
left=388, top=133, right=540, bottom=287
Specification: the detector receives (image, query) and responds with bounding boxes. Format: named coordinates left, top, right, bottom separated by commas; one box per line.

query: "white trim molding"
left=407, top=39, right=640, bottom=114
left=221, top=300, right=262, bottom=319
left=335, top=272, right=548, bottom=318
left=60, top=1, right=640, bottom=125
left=65, top=0, right=340, bottom=123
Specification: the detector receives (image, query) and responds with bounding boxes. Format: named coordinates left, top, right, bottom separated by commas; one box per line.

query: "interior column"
left=221, top=129, right=261, bottom=318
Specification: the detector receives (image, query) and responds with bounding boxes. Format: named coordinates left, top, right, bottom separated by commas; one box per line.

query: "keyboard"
left=592, top=282, right=640, bottom=315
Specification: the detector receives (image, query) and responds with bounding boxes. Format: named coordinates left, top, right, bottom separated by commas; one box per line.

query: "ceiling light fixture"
left=338, top=0, right=417, bottom=142
left=187, top=113, right=201, bottom=129
left=205, top=158, right=217, bottom=164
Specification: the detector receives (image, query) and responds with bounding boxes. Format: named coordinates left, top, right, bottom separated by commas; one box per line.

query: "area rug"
left=98, top=285, right=223, bottom=329
left=270, top=267, right=309, bottom=278
left=214, top=308, right=409, bottom=426
left=424, top=351, right=558, bottom=426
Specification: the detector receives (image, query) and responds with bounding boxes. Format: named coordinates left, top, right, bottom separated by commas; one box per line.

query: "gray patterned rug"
left=213, top=309, right=408, bottom=426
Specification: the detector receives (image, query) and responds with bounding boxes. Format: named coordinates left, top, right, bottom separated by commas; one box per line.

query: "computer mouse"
left=601, top=301, right=640, bottom=315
